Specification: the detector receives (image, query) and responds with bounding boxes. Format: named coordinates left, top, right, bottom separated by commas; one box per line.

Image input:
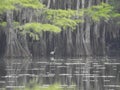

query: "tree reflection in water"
left=0, top=57, right=120, bottom=90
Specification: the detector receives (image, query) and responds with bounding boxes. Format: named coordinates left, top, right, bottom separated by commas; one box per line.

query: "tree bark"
left=5, top=11, right=31, bottom=58
left=47, top=0, right=51, bottom=8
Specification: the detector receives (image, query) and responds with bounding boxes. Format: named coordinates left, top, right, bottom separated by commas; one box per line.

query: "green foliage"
left=78, top=10, right=84, bottom=17
left=13, top=21, right=20, bottom=28
left=45, top=9, right=76, bottom=20
left=53, top=18, right=77, bottom=30
left=0, top=0, right=15, bottom=13
left=0, top=0, right=120, bottom=38
left=85, top=3, right=113, bottom=22
left=15, top=0, right=45, bottom=9
left=112, top=13, right=120, bottom=18
left=0, top=21, right=20, bottom=28
left=22, top=22, right=61, bottom=33
left=32, top=84, right=61, bottom=90
left=2, top=84, right=62, bottom=90
left=19, top=22, right=61, bottom=40
left=0, top=0, right=45, bottom=14
left=14, top=83, right=76, bottom=90
left=0, top=21, right=7, bottom=27
left=44, top=9, right=83, bottom=29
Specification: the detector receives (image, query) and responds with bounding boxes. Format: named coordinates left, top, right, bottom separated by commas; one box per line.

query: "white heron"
left=50, top=47, right=56, bottom=55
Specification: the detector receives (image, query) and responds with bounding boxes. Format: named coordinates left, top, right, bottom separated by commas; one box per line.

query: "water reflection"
left=0, top=59, right=6, bottom=89
left=0, top=57, right=120, bottom=90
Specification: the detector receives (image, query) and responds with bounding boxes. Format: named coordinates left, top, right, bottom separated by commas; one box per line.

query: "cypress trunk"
left=5, top=11, right=31, bottom=58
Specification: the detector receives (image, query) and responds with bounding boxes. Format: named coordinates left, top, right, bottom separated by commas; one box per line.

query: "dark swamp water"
left=0, top=57, right=120, bottom=90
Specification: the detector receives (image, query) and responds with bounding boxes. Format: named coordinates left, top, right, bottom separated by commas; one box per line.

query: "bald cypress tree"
left=0, top=0, right=119, bottom=58
left=0, top=0, right=44, bottom=58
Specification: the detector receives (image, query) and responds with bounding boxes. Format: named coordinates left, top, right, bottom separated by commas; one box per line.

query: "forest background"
left=0, top=0, right=120, bottom=58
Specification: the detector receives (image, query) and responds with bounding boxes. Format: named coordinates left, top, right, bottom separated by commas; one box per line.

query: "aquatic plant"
left=13, top=84, right=75, bottom=90
left=24, top=84, right=62, bottom=90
